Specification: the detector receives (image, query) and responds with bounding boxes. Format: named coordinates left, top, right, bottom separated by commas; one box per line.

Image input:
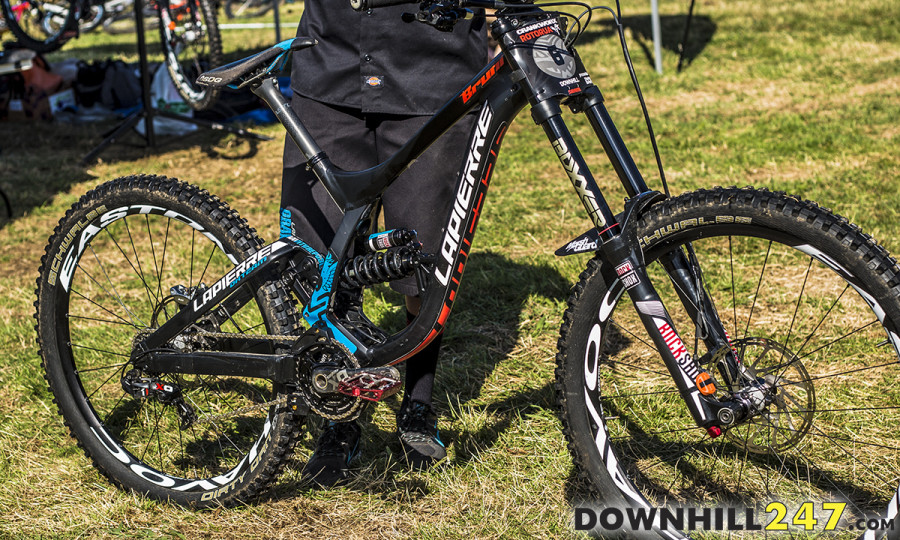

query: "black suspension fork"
left=580, top=88, right=743, bottom=387
left=538, top=98, right=729, bottom=429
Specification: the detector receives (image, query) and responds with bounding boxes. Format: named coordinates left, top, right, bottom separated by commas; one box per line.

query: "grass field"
left=1, top=0, right=899, bottom=538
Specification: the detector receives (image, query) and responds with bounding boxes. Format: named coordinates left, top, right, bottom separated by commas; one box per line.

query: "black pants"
left=282, top=94, right=476, bottom=296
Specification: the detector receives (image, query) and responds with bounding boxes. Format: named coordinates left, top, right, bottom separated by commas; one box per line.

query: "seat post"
left=252, top=78, right=323, bottom=161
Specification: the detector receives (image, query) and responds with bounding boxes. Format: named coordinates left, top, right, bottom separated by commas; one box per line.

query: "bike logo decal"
left=54, top=204, right=232, bottom=292
left=461, top=57, right=505, bottom=104
left=516, top=18, right=556, bottom=39
left=552, top=137, right=606, bottom=228
left=565, top=237, right=598, bottom=253
left=434, top=105, right=494, bottom=287
left=533, top=34, right=575, bottom=79
left=653, top=317, right=700, bottom=381
left=192, top=242, right=281, bottom=311
left=615, top=261, right=640, bottom=289
left=517, top=19, right=556, bottom=42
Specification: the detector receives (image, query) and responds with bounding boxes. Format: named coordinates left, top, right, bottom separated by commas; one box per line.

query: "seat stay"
left=196, top=37, right=317, bottom=89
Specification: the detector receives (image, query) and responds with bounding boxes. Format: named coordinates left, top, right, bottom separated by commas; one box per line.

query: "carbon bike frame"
left=136, top=7, right=743, bottom=432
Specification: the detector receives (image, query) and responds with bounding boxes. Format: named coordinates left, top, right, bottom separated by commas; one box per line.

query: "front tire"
left=557, top=187, right=900, bottom=537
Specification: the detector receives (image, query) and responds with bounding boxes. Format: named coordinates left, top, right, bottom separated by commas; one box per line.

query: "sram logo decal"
left=434, top=105, right=493, bottom=287
left=552, top=138, right=606, bottom=228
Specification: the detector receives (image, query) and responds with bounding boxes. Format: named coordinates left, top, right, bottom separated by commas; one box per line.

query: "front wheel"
left=35, top=175, right=303, bottom=506
left=157, top=0, right=222, bottom=110
left=557, top=187, right=900, bottom=538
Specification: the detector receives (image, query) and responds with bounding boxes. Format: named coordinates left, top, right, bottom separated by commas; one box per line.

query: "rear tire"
left=557, top=187, right=900, bottom=538
left=35, top=175, right=303, bottom=506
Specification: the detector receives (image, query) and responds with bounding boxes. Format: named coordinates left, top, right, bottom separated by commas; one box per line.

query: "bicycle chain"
left=184, top=331, right=361, bottom=424
left=183, top=331, right=297, bottom=426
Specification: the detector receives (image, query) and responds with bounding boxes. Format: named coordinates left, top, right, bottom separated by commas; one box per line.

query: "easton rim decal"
left=90, top=414, right=274, bottom=497
left=53, top=204, right=234, bottom=292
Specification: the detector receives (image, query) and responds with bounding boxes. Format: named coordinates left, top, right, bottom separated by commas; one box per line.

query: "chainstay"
left=194, top=330, right=299, bottom=344
left=185, top=331, right=297, bottom=426
left=186, top=331, right=361, bottom=424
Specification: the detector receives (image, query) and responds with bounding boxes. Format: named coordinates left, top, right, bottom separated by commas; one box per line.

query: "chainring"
left=294, top=332, right=363, bottom=421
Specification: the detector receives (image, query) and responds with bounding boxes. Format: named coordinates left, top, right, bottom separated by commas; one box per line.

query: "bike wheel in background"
left=157, top=0, right=221, bottom=110
left=35, top=175, right=304, bottom=506
left=0, top=0, right=77, bottom=52
left=40, top=0, right=102, bottom=35
left=223, top=0, right=270, bottom=19
left=557, top=187, right=900, bottom=538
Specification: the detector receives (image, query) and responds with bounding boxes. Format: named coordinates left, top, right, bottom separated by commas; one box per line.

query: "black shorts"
left=282, top=94, right=476, bottom=296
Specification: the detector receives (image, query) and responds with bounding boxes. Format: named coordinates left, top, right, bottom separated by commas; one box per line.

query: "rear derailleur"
left=121, top=369, right=197, bottom=429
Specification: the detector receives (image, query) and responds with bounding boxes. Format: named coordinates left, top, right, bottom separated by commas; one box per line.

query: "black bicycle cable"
left=482, top=0, right=671, bottom=196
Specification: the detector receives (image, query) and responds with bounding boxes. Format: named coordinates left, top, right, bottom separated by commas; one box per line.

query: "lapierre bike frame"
left=135, top=6, right=743, bottom=433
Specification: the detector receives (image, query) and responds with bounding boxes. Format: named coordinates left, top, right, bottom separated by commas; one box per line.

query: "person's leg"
left=375, top=113, right=478, bottom=467
left=282, top=95, right=378, bottom=487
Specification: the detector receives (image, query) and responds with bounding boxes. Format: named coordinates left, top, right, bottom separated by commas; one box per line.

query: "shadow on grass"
left=0, top=109, right=266, bottom=232
left=272, top=250, right=573, bottom=500
left=577, top=13, right=717, bottom=71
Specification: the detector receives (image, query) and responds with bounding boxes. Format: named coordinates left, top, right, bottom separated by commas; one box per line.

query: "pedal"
left=337, top=369, right=402, bottom=402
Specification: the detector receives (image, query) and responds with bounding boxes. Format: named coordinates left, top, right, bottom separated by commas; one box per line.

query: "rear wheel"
left=557, top=187, right=900, bottom=538
left=157, top=0, right=221, bottom=110
left=35, top=175, right=303, bottom=506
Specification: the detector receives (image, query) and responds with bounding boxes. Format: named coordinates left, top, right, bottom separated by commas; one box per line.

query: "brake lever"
left=416, top=6, right=473, bottom=32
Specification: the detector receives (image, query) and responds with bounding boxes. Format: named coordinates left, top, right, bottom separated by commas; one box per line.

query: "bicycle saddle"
left=196, top=37, right=317, bottom=89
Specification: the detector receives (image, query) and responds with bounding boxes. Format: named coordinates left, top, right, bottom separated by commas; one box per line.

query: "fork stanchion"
left=82, top=0, right=271, bottom=165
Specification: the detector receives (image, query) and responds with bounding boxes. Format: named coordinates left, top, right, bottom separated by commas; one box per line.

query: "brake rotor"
left=715, top=337, right=815, bottom=454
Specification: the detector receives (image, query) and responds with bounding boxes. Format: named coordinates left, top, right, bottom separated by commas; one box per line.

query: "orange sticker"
left=695, top=371, right=716, bottom=396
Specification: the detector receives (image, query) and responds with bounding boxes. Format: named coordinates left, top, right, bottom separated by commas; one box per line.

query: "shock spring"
left=341, top=246, right=423, bottom=288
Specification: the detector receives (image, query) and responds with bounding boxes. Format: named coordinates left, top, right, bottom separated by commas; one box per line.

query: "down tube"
left=361, top=79, right=528, bottom=366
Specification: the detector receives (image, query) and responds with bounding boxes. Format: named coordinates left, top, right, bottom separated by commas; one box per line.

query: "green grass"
left=1, top=0, right=900, bottom=537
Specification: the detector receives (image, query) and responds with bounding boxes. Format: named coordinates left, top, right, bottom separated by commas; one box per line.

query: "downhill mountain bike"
left=34, top=0, right=900, bottom=537
left=1, top=0, right=220, bottom=110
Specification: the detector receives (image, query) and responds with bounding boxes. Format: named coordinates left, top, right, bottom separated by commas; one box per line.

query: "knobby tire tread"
left=35, top=175, right=302, bottom=507
left=555, top=186, right=900, bottom=537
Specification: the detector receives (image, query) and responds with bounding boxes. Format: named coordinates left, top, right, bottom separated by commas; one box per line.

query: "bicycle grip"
left=350, top=0, right=418, bottom=11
